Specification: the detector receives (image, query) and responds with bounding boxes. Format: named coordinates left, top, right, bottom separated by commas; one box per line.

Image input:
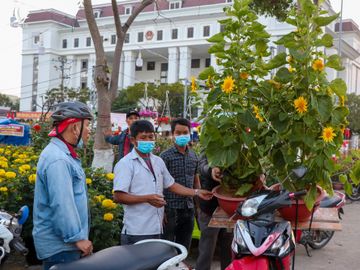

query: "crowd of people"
left=32, top=101, right=232, bottom=270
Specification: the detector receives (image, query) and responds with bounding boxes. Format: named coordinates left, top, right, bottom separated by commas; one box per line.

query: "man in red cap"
left=33, top=101, right=93, bottom=270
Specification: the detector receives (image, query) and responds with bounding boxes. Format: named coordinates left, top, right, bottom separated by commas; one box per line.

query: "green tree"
left=347, top=93, right=360, bottom=134
left=250, top=0, right=294, bottom=21
left=0, top=93, right=19, bottom=110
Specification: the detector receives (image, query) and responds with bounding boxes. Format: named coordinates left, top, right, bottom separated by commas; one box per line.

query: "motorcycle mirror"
left=292, top=166, right=307, bottom=179
left=17, top=205, right=29, bottom=225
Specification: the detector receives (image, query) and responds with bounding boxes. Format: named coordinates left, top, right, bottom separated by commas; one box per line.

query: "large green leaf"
left=198, top=66, right=215, bottom=80
left=206, top=144, right=238, bottom=168
left=314, top=14, right=339, bottom=27
left=331, top=107, right=349, bottom=125
left=264, top=52, right=287, bottom=70
left=304, top=185, right=317, bottom=210
left=208, top=42, right=225, bottom=54
left=329, top=78, right=347, bottom=97
left=349, top=160, right=360, bottom=185
left=207, top=33, right=225, bottom=43
left=326, top=55, right=344, bottom=71
left=235, top=184, right=253, bottom=196
left=316, top=95, right=333, bottom=122
left=317, top=33, right=333, bottom=48
left=275, top=67, right=293, bottom=83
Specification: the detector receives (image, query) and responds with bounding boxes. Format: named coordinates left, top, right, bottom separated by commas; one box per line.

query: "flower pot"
left=270, top=183, right=325, bottom=222
left=332, top=182, right=344, bottom=191
left=212, top=185, right=247, bottom=216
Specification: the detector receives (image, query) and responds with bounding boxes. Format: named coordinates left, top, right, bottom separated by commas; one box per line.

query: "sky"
left=0, top=0, right=358, bottom=98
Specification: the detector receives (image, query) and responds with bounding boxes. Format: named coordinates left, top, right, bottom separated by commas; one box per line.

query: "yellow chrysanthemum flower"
left=106, top=173, right=115, bottom=181
left=294, top=96, right=308, bottom=114
left=191, top=76, right=197, bottom=93
left=5, top=172, right=16, bottom=179
left=321, top=127, right=336, bottom=143
left=240, top=72, right=249, bottom=80
left=28, top=174, right=36, bottom=184
left=222, top=76, right=235, bottom=94
left=312, top=59, right=325, bottom=72
left=103, top=213, right=114, bottom=221
left=102, top=199, right=117, bottom=209
left=252, top=105, right=264, bottom=122
left=0, top=187, right=8, bottom=192
left=86, top=178, right=92, bottom=185
left=0, top=169, right=5, bottom=177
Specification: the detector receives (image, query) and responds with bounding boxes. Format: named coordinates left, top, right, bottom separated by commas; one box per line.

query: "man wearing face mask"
left=33, top=101, right=93, bottom=270
left=113, top=120, right=212, bottom=245
left=160, top=118, right=200, bottom=251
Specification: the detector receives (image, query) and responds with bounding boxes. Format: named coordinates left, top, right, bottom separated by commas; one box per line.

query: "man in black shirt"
left=196, top=155, right=232, bottom=270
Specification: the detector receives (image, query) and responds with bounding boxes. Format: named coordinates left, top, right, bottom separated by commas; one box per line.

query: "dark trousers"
left=196, top=209, right=233, bottom=270
left=163, top=207, right=195, bottom=251
left=42, top=250, right=81, bottom=270
left=121, top=233, right=162, bottom=245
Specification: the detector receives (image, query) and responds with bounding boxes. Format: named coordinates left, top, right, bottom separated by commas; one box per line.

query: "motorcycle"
left=297, top=190, right=345, bottom=252
left=50, top=239, right=190, bottom=270
left=0, top=205, right=29, bottom=265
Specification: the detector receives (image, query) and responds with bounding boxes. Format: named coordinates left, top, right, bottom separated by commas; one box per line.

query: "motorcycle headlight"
left=271, top=236, right=284, bottom=251
left=241, top=195, right=267, bottom=217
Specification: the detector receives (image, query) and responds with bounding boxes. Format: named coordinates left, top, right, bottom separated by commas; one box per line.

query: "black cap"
left=126, top=110, right=140, bottom=118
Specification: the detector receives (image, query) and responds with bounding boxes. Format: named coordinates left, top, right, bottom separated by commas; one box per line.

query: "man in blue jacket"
left=104, top=110, right=139, bottom=160
left=33, top=101, right=93, bottom=270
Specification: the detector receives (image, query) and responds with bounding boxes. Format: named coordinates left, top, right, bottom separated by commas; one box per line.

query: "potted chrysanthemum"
left=198, top=0, right=272, bottom=215
left=255, top=0, right=351, bottom=220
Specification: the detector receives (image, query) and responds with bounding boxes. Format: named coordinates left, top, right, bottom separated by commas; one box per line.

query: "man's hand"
left=211, top=167, right=222, bottom=182
left=103, top=128, right=112, bottom=137
left=75, top=240, right=93, bottom=257
left=147, top=194, right=166, bottom=208
left=196, top=189, right=213, bottom=200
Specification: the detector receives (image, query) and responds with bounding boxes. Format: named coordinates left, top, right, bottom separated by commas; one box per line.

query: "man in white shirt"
left=113, top=120, right=212, bottom=245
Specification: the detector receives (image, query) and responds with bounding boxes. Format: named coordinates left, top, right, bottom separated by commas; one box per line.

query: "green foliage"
left=0, top=93, right=19, bottom=110
left=346, top=93, right=360, bottom=134
left=250, top=0, right=294, bottom=21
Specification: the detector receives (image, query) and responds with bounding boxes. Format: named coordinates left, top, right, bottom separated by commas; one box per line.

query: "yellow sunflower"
left=312, top=59, right=325, bottom=72
left=294, top=96, right=308, bottom=114
left=222, top=76, right=235, bottom=94
left=321, top=127, right=336, bottom=143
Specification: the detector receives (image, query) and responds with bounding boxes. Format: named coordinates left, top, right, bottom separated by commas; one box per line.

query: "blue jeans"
left=163, top=207, right=195, bottom=251
left=42, top=250, right=81, bottom=270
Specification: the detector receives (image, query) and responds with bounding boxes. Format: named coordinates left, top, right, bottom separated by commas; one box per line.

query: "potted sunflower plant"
left=198, top=0, right=273, bottom=215
left=256, top=0, right=354, bottom=221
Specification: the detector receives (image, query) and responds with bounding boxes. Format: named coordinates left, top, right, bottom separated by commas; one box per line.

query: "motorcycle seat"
left=50, top=242, right=178, bottom=270
left=320, top=195, right=342, bottom=208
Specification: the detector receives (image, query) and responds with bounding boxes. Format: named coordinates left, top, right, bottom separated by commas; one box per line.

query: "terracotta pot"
left=212, top=185, right=247, bottom=216
left=270, top=183, right=325, bottom=222
left=332, top=182, right=344, bottom=191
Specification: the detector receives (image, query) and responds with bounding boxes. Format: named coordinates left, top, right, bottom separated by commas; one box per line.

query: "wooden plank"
left=208, top=207, right=342, bottom=231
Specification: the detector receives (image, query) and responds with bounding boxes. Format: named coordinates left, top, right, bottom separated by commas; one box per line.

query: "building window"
left=86, top=37, right=91, bottom=47
left=205, top=58, right=211, bottom=68
left=33, top=35, right=40, bottom=45
left=135, top=65, right=142, bottom=71
left=220, top=24, right=226, bottom=33
left=191, top=59, right=201, bottom=69
left=125, top=33, right=130, bottom=43
left=111, top=34, right=116, bottom=44
left=74, top=38, right=79, bottom=48
left=62, top=39, right=67, bottom=49
left=125, top=6, right=132, bottom=15
left=187, top=27, right=194, bottom=38
left=171, top=29, right=178, bottom=40
left=81, top=59, right=88, bottom=70
left=94, top=11, right=101, bottom=18
left=203, top=25, right=210, bottom=37
left=138, top=32, right=144, bottom=42
left=169, top=1, right=181, bottom=9
left=157, top=30, right=163, bottom=41
left=147, top=61, right=155, bottom=71
left=81, top=82, right=87, bottom=89
left=161, top=63, right=168, bottom=71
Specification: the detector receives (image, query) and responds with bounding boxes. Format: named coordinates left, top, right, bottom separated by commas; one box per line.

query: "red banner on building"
left=0, top=124, right=24, bottom=137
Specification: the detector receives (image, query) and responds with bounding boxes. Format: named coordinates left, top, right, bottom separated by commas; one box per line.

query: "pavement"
left=4, top=201, right=360, bottom=270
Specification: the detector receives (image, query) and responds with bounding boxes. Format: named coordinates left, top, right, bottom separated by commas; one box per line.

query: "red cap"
left=48, top=118, right=81, bottom=137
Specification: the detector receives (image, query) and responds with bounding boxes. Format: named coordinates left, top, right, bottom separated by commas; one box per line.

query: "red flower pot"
left=270, top=183, right=325, bottom=222
left=212, top=185, right=247, bottom=216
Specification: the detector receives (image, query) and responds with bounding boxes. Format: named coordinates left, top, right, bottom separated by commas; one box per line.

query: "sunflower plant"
left=256, top=0, right=351, bottom=208
left=198, top=0, right=272, bottom=196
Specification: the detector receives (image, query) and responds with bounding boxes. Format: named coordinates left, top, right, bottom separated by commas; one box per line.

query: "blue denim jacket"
left=33, top=138, right=89, bottom=260
left=104, top=128, right=134, bottom=160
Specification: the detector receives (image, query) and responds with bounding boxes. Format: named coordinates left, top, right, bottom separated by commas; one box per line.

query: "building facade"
left=20, top=0, right=360, bottom=112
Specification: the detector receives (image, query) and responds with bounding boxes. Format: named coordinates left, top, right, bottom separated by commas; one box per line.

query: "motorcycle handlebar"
left=289, top=190, right=307, bottom=199
left=11, top=239, right=28, bottom=256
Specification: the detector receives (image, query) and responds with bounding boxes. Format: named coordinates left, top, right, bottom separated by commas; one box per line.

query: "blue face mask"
left=175, top=134, right=191, bottom=147
left=137, top=140, right=155, bottom=154
left=77, top=138, right=84, bottom=149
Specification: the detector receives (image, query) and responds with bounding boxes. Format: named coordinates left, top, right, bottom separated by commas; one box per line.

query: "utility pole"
left=183, top=79, right=188, bottom=118
left=53, top=56, right=72, bottom=102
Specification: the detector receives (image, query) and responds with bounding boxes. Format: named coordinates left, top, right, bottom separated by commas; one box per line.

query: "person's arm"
left=194, top=174, right=201, bottom=189
left=113, top=160, right=165, bottom=208
left=104, top=129, right=123, bottom=145
left=46, top=160, right=92, bottom=254
left=168, top=183, right=213, bottom=200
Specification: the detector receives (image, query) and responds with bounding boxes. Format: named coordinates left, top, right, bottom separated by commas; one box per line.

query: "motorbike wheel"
left=308, top=230, right=335, bottom=249
left=346, top=183, right=360, bottom=201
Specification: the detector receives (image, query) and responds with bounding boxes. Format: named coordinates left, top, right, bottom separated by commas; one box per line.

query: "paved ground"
left=4, top=201, right=360, bottom=270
